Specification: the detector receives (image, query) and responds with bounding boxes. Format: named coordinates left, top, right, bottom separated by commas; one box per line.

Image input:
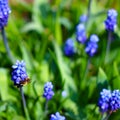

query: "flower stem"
left=45, top=100, right=48, bottom=115
left=1, top=27, right=14, bottom=63
left=20, top=86, right=30, bottom=120
left=84, top=58, right=90, bottom=80
left=87, top=0, right=92, bottom=19
left=85, top=0, right=92, bottom=27
left=43, top=100, right=49, bottom=119
left=101, top=112, right=111, bottom=120
left=81, top=58, right=90, bottom=89
left=105, top=31, right=112, bottom=63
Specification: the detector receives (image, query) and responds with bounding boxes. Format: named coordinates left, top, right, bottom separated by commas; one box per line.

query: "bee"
left=20, top=77, right=30, bottom=86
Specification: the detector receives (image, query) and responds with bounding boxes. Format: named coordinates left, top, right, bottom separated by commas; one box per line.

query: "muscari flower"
left=109, top=90, right=120, bottom=111
left=98, top=89, right=120, bottom=113
left=50, top=112, right=65, bottom=120
left=104, top=9, right=118, bottom=32
left=43, top=82, right=54, bottom=100
left=85, top=34, right=99, bottom=57
left=64, top=38, right=75, bottom=57
left=76, top=23, right=87, bottom=44
left=98, top=89, right=111, bottom=113
left=79, top=14, right=88, bottom=23
left=11, top=60, right=29, bottom=87
left=0, top=0, right=11, bottom=29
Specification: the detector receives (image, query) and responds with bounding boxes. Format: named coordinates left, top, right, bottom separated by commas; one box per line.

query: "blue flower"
left=85, top=34, right=99, bottom=57
left=64, top=38, right=75, bottom=57
left=79, top=14, right=88, bottom=23
left=104, top=9, right=118, bottom=31
left=89, top=34, right=99, bottom=43
left=50, top=112, right=65, bottom=120
left=98, top=89, right=111, bottom=113
left=43, top=82, right=54, bottom=100
left=98, top=89, right=120, bottom=113
left=62, top=90, right=67, bottom=97
left=0, top=0, right=11, bottom=29
left=76, top=23, right=87, bottom=44
left=109, top=90, right=120, bottom=111
left=11, top=60, right=29, bottom=87
left=85, top=42, right=98, bottom=57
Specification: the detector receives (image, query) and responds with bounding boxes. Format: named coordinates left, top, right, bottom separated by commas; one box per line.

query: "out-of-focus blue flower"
left=62, top=90, right=67, bottom=97
left=98, top=89, right=111, bottom=113
left=85, top=34, right=99, bottom=57
left=11, top=60, right=29, bottom=87
left=85, top=42, right=98, bottom=57
left=110, top=90, right=120, bottom=111
left=89, top=34, right=99, bottom=43
left=50, top=112, right=65, bottom=120
left=80, top=14, right=88, bottom=23
left=43, top=82, right=54, bottom=100
left=64, top=38, right=75, bottom=57
left=76, top=23, right=87, bottom=44
left=104, top=9, right=118, bottom=31
left=0, top=0, right=11, bottom=29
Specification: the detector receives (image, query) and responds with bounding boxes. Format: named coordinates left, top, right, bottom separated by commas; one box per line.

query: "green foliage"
left=0, top=0, right=120, bottom=120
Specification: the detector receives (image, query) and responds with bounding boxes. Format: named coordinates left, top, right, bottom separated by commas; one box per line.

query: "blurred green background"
left=0, top=0, right=120, bottom=119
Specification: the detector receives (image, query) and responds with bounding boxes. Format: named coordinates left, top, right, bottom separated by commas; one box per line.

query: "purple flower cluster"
left=104, top=9, right=118, bottom=31
left=50, top=112, right=65, bottom=120
left=43, top=82, right=54, bottom=100
left=85, top=34, right=99, bottom=57
left=98, top=89, right=111, bottom=113
left=76, top=23, right=87, bottom=44
left=0, top=0, right=11, bottom=29
left=64, top=38, right=75, bottom=57
left=11, top=60, right=29, bottom=87
left=110, top=90, right=120, bottom=111
left=98, top=89, right=120, bottom=113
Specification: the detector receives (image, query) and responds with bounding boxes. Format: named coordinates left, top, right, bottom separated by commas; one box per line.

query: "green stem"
left=86, top=0, right=92, bottom=26
left=81, top=58, right=90, bottom=89
left=101, top=112, right=111, bottom=120
left=20, top=86, right=30, bottom=120
left=45, top=100, right=48, bottom=115
left=43, top=100, right=49, bottom=119
left=87, top=0, right=92, bottom=19
left=105, top=31, right=112, bottom=63
left=84, top=58, right=90, bottom=81
left=33, top=81, right=38, bottom=96
left=1, top=27, right=14, bottom=63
